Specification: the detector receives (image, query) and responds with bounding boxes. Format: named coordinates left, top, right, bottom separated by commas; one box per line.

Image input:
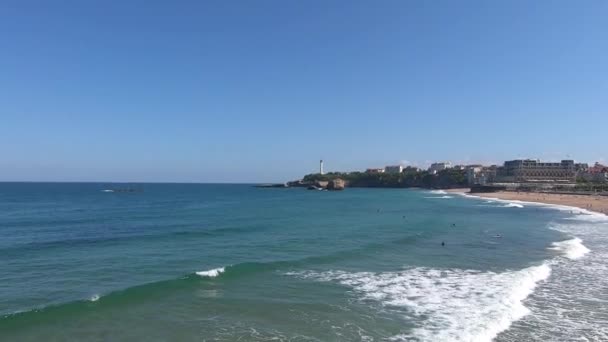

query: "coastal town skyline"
left=309, top=157, right=607, bottom=184
left=0, top=154, right=607, bottom=184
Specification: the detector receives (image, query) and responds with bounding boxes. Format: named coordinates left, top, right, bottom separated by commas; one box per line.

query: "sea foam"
left=196, top=267, right=225, bottom=278
left=457, top=192, right=608, bottom=218
left=291, top=263, right=551, bottom=342
left=549, top=238, right=590, bottom=260
left=503, top=203, right=524, bottom=208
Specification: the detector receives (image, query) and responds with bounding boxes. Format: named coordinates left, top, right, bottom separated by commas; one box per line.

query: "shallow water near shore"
left=1, top=183, right=606, bottom=341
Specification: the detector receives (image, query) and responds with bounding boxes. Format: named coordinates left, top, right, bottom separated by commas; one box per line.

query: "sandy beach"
left=447, top=189, right=608, bottom=215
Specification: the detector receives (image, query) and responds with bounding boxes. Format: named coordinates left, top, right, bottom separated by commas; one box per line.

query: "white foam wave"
left=196, top=267, right=225, bottom=278
left=101, top=189, right=114, bottom=193
left=503, top=203, right=524, bottom=208
left=456, top=191, right=607, bottom=340
left=291, top=263, right=551, bottom=342
left=564, top=211, right=608, bottom=223
left=549, top=238, right=590, bottom=260
left=457, top=192, right=608, bottom=219
left=90, top=294, right=100, bottom=302
left=425, top=195, right=454, bottom=199
left=429, top=190, right=447, bottom=195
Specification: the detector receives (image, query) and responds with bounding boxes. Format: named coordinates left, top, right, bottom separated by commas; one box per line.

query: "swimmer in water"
left=441, top=241, right=445, bottom=246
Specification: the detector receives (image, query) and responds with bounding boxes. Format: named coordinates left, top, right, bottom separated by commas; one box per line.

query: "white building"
left=365, top=168, right=385, bottom=174
left=384, top=165, right=403, bottom=174
left=428, top=162, right=452, bottom=174
left=580, top=162, right=608, bottom=183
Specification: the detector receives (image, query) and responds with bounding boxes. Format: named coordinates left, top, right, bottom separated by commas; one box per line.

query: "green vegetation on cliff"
left=301, top=169, right=467, bottom=189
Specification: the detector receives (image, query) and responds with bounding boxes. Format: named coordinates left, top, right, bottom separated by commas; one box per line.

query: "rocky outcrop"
left=327, top=178, right=345, bottom=190
left=315, top=181, right=329, bottom=188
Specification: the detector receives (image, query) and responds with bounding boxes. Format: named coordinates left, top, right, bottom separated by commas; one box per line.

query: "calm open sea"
left=1, top=183, right=606, bottom=341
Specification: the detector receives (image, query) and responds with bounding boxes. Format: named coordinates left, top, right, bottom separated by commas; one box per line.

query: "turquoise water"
left=1, top=183, right=606, bottom=341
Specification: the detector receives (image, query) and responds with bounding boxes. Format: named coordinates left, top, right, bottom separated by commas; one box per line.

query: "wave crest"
left=196, top=267, right=226, bottom=278
left=289, top=263, right=551, bottom=342
left=549, top=238, right=590, bottom=260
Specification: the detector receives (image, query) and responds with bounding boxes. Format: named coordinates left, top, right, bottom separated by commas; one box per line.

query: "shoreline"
left=446, top=189, right=608, bottom=215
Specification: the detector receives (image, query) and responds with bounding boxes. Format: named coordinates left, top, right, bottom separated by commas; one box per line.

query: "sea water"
left=0, top=183, right=606, bottom=341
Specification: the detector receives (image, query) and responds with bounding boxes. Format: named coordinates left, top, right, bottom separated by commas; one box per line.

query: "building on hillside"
left=580, top=162, right=608, bottom=183
left=384, top=165, right=403, bottom=174
left=465, top=164, right=484, bottom=170
left=403, top=166, right=421, bottom=173
left=589, top=162, right=608, bottom=173
left=365, top=168, right=385, bottom=174
left=428, top=162, right=452, bottom=174
left=467, top=165, right=497, bottom=185
left=576, top=163, right=590, bottom=172
left=494, top=159, right=584, bottom=183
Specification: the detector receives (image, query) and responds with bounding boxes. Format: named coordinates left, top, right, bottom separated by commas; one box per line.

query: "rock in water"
left=328, top=178, right=345, bottom=190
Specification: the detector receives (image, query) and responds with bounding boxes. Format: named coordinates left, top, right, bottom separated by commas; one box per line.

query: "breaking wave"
left=502, top=203, right=524, bottom=208
left=196, top=267, right=225, bottom=278
left=549, top=238, right=590, bottom=260
left=289, top=264, right=551, bottom=342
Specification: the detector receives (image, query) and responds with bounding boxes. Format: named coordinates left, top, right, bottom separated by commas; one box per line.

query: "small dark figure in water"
left=441, top=241, right=445, bottom=246
left=402, top=215, right=406, bottom=219
left=451, top=223, right=456, bottom=227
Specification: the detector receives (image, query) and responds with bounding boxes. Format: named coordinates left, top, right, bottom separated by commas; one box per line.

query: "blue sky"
left=1, top=1, right=606, bottom=182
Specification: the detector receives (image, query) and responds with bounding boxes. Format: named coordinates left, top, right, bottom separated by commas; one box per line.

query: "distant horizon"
left=0, top=156, right=605, bottom=184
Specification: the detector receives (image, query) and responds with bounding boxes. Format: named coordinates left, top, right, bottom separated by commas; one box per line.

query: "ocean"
left=0, top=183, right=606, bottom=341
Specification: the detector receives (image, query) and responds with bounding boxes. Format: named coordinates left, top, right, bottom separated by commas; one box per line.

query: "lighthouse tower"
left=320, top=159, right=324, bottom=175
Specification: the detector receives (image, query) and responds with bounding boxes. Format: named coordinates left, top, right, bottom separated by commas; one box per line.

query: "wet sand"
left=446, top=189, right=608, bottom=215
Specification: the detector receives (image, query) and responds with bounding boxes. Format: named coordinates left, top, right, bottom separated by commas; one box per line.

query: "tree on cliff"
left=300, top=168, right=467, bottom=189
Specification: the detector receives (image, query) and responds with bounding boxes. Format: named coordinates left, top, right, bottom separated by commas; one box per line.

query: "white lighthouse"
left=320, top=159, right=324, bottom=175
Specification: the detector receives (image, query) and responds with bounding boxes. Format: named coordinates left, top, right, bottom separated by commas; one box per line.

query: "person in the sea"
left=441, top=241, right=445, bottom=246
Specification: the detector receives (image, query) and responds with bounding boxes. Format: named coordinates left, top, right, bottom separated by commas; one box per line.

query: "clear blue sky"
left=1, top=1, right=606, bottom=182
